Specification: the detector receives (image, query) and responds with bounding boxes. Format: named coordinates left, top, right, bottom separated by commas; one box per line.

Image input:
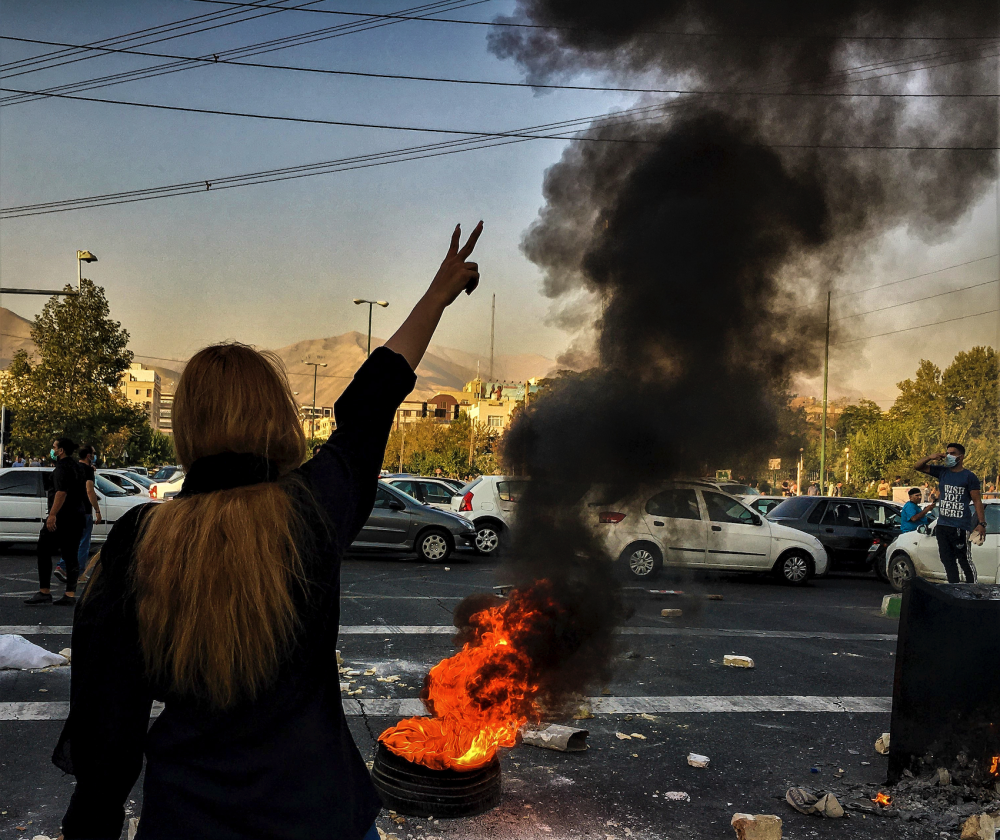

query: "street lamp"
left=301, top=362, right=326, bottom=440
left=76, top=250, right=97, bottom=292
left=353, top=298, right=389, bottom=357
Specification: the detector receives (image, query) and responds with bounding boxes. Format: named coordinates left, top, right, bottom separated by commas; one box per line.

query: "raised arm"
left=914, top=452, right=946, bottom=475
left=384, top=221, right=482, bottom=370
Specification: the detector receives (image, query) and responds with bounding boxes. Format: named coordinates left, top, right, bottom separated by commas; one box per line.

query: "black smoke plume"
left=451, top=1, right=997, bottom=716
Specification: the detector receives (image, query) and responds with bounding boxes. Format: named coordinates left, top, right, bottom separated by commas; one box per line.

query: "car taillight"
left=599, top=512, right=626, bottom=524
left=150, top=486, right=157, bottom=499
left=459, top=491, right=473, bottom=512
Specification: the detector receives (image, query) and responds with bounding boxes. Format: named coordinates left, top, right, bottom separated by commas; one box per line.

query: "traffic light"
left=1, top=407, right=12, bottom=445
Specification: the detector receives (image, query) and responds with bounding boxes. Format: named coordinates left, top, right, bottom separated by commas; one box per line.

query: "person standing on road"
left=914, top=443, right=986, bottom=583
left=52, top=222, right=483, bottom=840
left=877, top=478, right=890, bottom=499
left=55, top=445, right=103, bottom=584
left=24, top=438, right=86, bottom=606
left=12, top=453, right=25, bottom=467
left=900, top=487, right=935, bottom=534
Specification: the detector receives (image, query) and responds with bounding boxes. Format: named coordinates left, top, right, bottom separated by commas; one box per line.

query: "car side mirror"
left=917, top=524, right=928, bottom=535
left=388, top=499, right=406, bottom=511
left=751, top=513, right=762, bottom=526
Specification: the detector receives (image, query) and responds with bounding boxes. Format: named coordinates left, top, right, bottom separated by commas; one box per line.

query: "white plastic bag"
left=0, top=634, right=68, bottom=670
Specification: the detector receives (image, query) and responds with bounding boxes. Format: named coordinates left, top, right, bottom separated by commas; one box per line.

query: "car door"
left=701, top=490, right=772, bottom=569
left=355, top=485, right=411, bottom=546
left=641, top=487, right=708, bottom=567
left=816, top=500, right=870, bottom=565
left=419, top=481, right=457, bottom=511
left=970, top=505, right=1000, bottom=583
left=861, top=501, right=901, bottom=565
left=0, top=471, right=44, bottom=540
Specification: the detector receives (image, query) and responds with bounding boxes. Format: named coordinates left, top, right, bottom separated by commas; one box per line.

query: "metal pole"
left=820, top=291, right=832, bottom=495
left=0, top=406, right=6, bottom=468
left=489, top=293, right=495, bottom=380
left=78, top=256, right=82, bottom=292
left=312, top=365, right=318, bottom=441
left=367, top=303, right=373, bottom=357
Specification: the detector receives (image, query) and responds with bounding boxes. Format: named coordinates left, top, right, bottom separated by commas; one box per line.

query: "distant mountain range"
left=0, top=312, right=554, bottom=407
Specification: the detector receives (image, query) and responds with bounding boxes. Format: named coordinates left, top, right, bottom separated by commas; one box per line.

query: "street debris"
left=377, top=675, right=401, bottom=683
left=573, top=704, right=594, bottom=720
left=960, top=813, right=997, bottom=839
left=662, top=791, right=690, bottom=802
left=880, top=594, right=902, bottom=618
left=936, top=767, right=952, bottom=786
left=615, top=732, right=632, bottom=740
left=785, top=787, right=845, bottom=818
left=650, top=589, right=683, bottom=597
left=520, top=724, right=589, bottom=752
left=58, top=648, right=72, bottom=662
left=687, top=752, right=710, bottom=768
left=335, top=650, right=343, bottom=666
left=724, top=654, right=755, bottom=669
left=731, top=812, right=782, bottom=839
left=492, top=584, right=513, bottom=596
left=875, top=732, right=891, bottom=755
left=660, top=609, right=683, bottom=617
left=127, top=818, right=139, bottom=840
left=0, top=635, right=68, bottom=670
left=706, top=594, right=724, bottom=600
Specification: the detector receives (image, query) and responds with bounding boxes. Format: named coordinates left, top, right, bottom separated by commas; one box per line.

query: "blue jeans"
left=57, top=514, right=93, bottom=572
left=363, top=824, right=380, bottom=840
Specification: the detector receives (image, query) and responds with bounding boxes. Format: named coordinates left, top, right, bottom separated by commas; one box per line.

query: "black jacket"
left=54, top=347, right=416, bottom=840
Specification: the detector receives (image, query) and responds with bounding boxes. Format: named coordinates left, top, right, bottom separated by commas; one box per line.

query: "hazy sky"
left=1, top=1, right=998, bottom=406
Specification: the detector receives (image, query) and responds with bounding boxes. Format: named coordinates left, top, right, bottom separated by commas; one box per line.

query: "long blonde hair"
left=133, top=343, right=307, bottom=708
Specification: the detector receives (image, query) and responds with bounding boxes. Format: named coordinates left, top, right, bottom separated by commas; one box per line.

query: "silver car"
left=349, top=481, right=478, bottom=563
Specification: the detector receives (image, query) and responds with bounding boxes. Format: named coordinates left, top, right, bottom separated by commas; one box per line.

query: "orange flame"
left=990, top=756, right=999, bottom=776
left=872, top=792, right=892, bottom=807
left=379, top=588, right=553, bottom=771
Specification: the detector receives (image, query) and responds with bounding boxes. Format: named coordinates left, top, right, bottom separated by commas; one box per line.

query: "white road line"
left=0, top=624, right=897, bottom=640
left=0, top=695, right=891, bottom=721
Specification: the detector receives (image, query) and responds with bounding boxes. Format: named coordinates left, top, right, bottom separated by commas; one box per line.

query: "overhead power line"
left=3, top=34, right=997, bottom=98
left=831, top=309, right=1000, bottom=345
left=189, top=1, right=1000, bottom=41
left=831, top=278, right=999, bottom=323
left=4, top=46, right=995, bottom=219
left=3, top=85, right=997, bottom=151
left=0, top=0, right=488, bottom=106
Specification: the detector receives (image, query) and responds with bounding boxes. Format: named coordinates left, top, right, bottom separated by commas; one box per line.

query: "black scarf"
left=178, top=452, right=280, bottom=497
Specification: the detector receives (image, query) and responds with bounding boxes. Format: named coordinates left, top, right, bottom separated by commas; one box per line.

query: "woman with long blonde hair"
left=53, top=223, right=482, bottom=840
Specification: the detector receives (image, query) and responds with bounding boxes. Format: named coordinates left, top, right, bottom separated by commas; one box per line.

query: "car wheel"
left=417, top=529, right=452, bottom=563
left=621, top=543, right=663, bottom=580
left=776, top=551, right=812, bottom=586
left=474, top=522, right=502, bottom=556
left=888, top=553, right=916, bottom=592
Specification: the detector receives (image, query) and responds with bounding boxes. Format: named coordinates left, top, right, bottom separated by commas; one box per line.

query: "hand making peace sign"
left=428, top=221, right=483, bottom=306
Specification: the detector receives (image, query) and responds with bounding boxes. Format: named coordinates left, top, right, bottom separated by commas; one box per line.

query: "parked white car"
left=384, top=476, right=462, bottom=511
left=98, top=469, right=152, bottom=498
left=150, top=470, right=185, bottom=500
left=452, top=475, right=527, bottom=555
left=0, top=467, right=155, bottom=544
left=882, top=500, right=999, bottom=591
left=594, top=482, right=828, bottom=584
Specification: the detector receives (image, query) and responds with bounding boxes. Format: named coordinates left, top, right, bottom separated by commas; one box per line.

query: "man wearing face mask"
left=24, top=438, right=87, bottom=606
left=914, top=443, right=986, bottom=583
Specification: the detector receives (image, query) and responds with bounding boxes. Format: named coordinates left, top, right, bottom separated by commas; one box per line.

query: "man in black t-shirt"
left=25, top=437, right=87, bottom=606
left=55, top=444, right=103, bottom=584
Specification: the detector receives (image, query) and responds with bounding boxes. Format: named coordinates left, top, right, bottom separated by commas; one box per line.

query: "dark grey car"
left=349, top=481, right=478, bottom=563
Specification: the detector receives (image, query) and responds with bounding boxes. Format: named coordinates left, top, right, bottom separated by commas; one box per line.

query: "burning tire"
left=620, top=542, right=662, bottom=579
left=775, top=550, right=812, bottom=586
left=473, top=521, right=503, bottom=556
left=370, top=742, right=502, bottom=818
left=888, top=552, right=915, bottom=592
left=417, top=528, right=452, bottom=563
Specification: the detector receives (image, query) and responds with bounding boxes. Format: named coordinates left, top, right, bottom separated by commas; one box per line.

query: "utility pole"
left=819, top=291, right=832, bottom=496
left=302, top=361, right=327, bottom=440
left=489, top=293, right=495, bottom=381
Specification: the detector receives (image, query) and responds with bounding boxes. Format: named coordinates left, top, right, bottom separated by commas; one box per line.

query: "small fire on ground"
left=990, top=756, right=999, bottom=777
left=379, top=586, right=554, bottom=772
left=872, top=792, right=892, bottom=807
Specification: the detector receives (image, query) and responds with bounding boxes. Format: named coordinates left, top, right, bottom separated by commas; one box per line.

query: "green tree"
left=0, top=279, right=155, bottom=460
left=847, top=418, right=910, bottom=484
left=383, top=414, right=500, bottom=479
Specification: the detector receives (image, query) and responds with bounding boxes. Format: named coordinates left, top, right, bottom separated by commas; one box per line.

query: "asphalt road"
left=0, top=546, right=948, bottom=840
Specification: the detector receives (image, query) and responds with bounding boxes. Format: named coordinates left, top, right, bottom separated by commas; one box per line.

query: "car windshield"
left=459, top=477, right=482, bottom=495
left=95, top=474, right=127, bottom=497
left=125, top=473, right=153, bottom=488
left=152, top=467, right=176, bottom=480
left=767, top=496, right=815, bottom=519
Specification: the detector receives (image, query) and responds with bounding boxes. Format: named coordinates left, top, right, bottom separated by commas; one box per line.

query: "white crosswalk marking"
left=0, top=695, right=891, bottom=721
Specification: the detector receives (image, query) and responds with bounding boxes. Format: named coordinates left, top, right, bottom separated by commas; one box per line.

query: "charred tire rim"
left=889, top=554, right=915, bottom=592
left=475, top=526, right=500, bottom=555
left=419, top=531, right=450, bottom=563
left=781, top=553, right=810, bottom=584
left=626, top=546, right=662, bottom=578
left=371, top=742, right=502, bottom=818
